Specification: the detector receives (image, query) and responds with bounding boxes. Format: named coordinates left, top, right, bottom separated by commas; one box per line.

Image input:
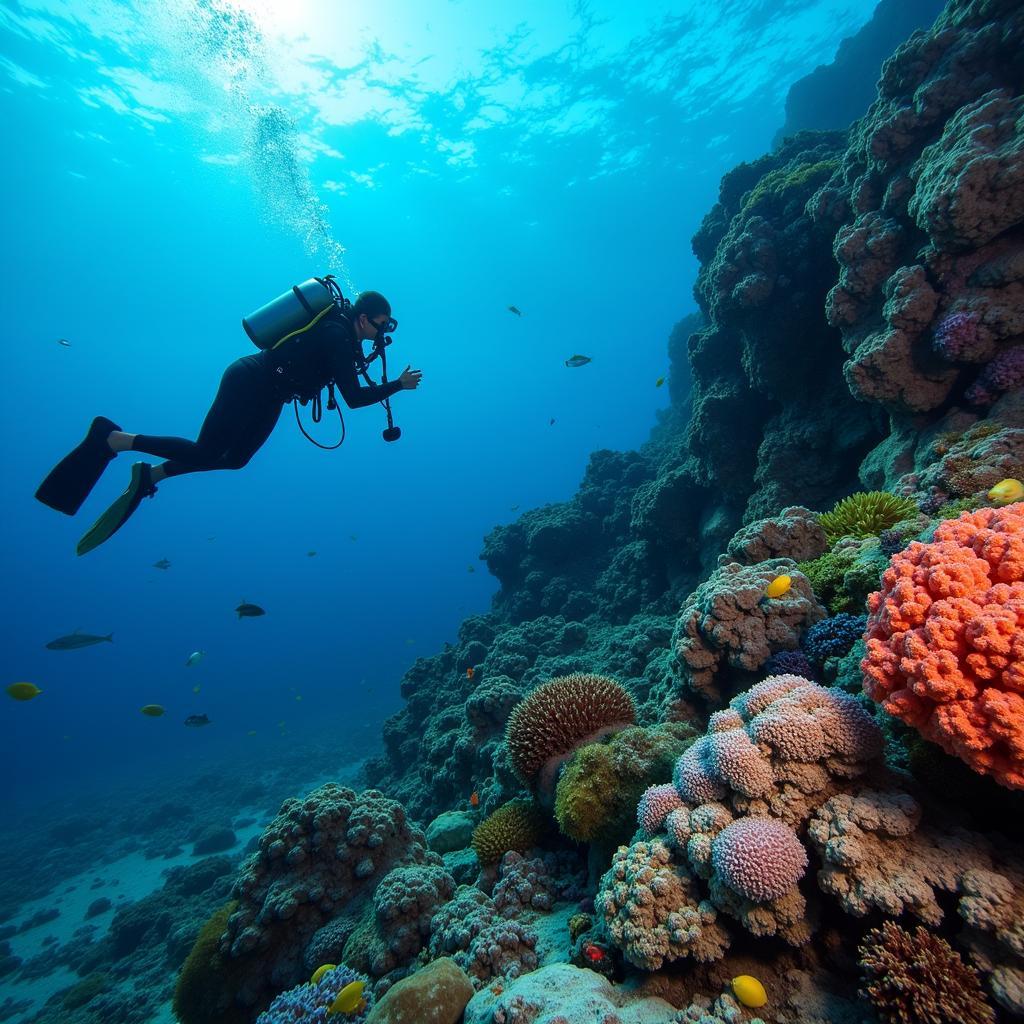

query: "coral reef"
left=255, top=965, right=372, bottom=1023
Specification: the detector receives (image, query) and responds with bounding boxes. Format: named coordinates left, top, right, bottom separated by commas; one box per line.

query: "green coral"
left=797, top=538, right=888, bottom=616
left=740, top=159, right=838, bottom=217
left=554, top=722, right=696, bottom=845
left=172, top=900, right=249, bottom=1024
left=61, top=973, right=110, bottom=1010
left=818, top=492, right=919, bottom=544
left=471, top=799, right=549, bottom=866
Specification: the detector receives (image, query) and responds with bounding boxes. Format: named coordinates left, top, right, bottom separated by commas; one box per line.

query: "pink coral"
left=862, top=503, right=1024, bottom=789
left=933, top=310, right=985, bottom=360
left=966, top=346, right=1024, bottom=405
left=711, top=817, right=808, bottom=902
left=637, top=783, right=685, bottom=837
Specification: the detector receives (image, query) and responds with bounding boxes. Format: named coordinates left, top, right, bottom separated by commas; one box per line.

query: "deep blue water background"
left=1, top=0, right=880, bottom=810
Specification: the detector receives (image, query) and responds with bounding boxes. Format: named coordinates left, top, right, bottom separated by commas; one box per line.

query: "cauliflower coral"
left=862, top=503, right=1024, bottom=789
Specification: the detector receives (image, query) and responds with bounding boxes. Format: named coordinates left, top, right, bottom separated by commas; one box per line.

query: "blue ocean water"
left=0, top=0, right=882, bottom=1017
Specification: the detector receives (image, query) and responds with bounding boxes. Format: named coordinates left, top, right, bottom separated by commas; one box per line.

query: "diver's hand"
left=399, top=366, right=423, bottom=390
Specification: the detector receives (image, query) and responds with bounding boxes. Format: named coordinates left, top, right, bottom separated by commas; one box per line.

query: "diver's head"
left=352, top=291, right=397, bottom=342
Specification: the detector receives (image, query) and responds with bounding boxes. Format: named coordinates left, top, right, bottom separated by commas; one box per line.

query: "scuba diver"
left=36, top=279, right=422, bottom=554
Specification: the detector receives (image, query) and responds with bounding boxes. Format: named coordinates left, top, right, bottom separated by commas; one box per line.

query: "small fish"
left=564, top=354, right=591, bottom=368
left=295, top=695, right=303, bottom=701
left=582, top=943, right=606, bottom=963
left=57, top=338, right=71, bottom=347
left=467, top=564, right=475, bottom=573
left=764, top=574, right=792, bottom=599
left=45, top=630, right=114, bottom=650
left=247, top=730, right=257, bottom=736
left=988, top=478, right=1024, bottom=505
left=349, top=534, right=358, bottom=542
left=328, top=979, right=366, bottom=1015
left=307, top=550, right=317, bottom=557
left=405, top=638, right=415, bottom=646
left=185, top=650, right=206, bottom=668
left=466, top=667, right=475, bottom=680
left=311, top=964, right=336, bottom=984
left=7, top=682, right=42, bottom=701
left=193, top=685, right=201, bottom=694
left=469, top=790, right=480, bottom=808
left=508, top=305, right=522, bottom=317
left=655, top=376, right=665, bottom=388
left=153, top=558, right=171, bottom=570
left=236, top=601, right=265, bottom=619
left=731, top=975, right=768, bottom=1009
left=184, top=714, right=210, bottom=727
left=549, top=418, right=555, bottom=425
left=140, top=704, right=165, bottom=717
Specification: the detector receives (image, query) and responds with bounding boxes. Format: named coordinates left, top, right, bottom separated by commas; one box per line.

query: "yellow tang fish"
left=7, top=682, right=42, bottom=701
left=764, top=574, right=792, bottom=599
left=328, top=979, right=365, bottom=1014
left=732, top=975, right=767, bottom=1008
left=987, top=478, right=1024, bottom=505
left=310, top=963, right=336, bottom=984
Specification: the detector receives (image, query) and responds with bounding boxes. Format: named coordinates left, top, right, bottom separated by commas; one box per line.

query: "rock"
left=425, top=811, right=476, bottom=853
left=464, top=963, right=680, bottom=1024
left=85, top=898, right=112, bottom=919
left=191, top=825, right=236, bottom=855
left=442, top=848, right=479, bottom=886
left=366, top=957, right=474, bottom=1024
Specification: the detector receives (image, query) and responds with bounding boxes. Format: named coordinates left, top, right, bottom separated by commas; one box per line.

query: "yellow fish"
left=6, top=682, right=42, bottom=701
left=764, top=574, right=792, bottom=598
left=311, top=963, right=336, bottom=984
left=328, top=979, right=365, bottom=1014
left=987, top=478, right=1024, bottom=505
left=732, top=975, right=767, bottom=1008
left=655, top=376, right=665, bottom=387
left=140, top=704, right=165, bottom=717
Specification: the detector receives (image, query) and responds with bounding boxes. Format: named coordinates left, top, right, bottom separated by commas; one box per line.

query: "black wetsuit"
left=130, top=312, right=402, bottom=478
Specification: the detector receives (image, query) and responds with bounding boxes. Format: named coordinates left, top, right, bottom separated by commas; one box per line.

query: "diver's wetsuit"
left=129, top=312, right=402, bottom=478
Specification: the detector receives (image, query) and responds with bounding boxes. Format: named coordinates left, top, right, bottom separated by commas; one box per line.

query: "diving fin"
left=36, top=416, right=121, bottom=516
left=76, top=462, right=157, bottom=556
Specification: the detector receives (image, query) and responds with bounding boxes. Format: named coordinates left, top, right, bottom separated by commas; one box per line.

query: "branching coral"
left=858, top=922, right=994, bottom=1024
left=505, top=674, right=636, bottom=796
left=862, top=503, right=1024, bottom=789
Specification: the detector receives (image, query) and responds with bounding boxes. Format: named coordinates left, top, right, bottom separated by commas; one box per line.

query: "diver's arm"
left=334, top=360, right=405, bottom=409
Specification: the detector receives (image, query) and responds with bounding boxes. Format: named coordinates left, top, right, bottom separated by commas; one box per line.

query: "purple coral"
left=711, top=817, right=808, bottom=902
left=637, top=783, right=686, bottom=836
left=966, top=346, right=1024, bottom=405
left=255, top=964, right=371, bottom=1023
left=933, top=310, right=983, bottom=361
left=763, top=649, right=820, bottom=681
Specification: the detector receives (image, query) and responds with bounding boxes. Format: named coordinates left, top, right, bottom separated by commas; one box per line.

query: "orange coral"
left=862, top=503, right=1024, bottom=789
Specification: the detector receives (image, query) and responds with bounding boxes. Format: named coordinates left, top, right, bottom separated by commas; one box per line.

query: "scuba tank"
left=242, top=276, right=345, bottom=350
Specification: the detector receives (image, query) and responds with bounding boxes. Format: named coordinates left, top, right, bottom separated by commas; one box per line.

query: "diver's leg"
left=125, top=356, right=270, bottom=469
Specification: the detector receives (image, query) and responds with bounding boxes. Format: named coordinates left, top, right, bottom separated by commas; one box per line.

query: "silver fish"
left=57, top=338, right=72, bottom=347
left=185, top=650, right=206, bottom=667
left=46, top=630, right=113, bottom=650
left=564, top=354, right=592, bottom=368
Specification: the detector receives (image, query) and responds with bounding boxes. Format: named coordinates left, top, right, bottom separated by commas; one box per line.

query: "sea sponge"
left=470, top=799, right=548, bottom=867
left=505, top=674, right=636, bottom=795
left=554, top=722, right=695, bottom=844
left=710, top=817, right=808, bottom=903
left=172, top=901, right=248, bottom=1024
left=858, top=921, right=994, bottom=1024
left=862, top=503, right=1024, bottom=789
left=817, top=491, right=919, bottom=544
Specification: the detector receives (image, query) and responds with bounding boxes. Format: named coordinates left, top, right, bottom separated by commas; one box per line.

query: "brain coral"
left=470, top=799, right=548, bottom=867
left=862, top=503, right=1024, bottom=789
left=858, top=921, right=994, bottom=1024
left=505, top=674, right=636, bottom=796
left=710, top=817, right=808, bottom=903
